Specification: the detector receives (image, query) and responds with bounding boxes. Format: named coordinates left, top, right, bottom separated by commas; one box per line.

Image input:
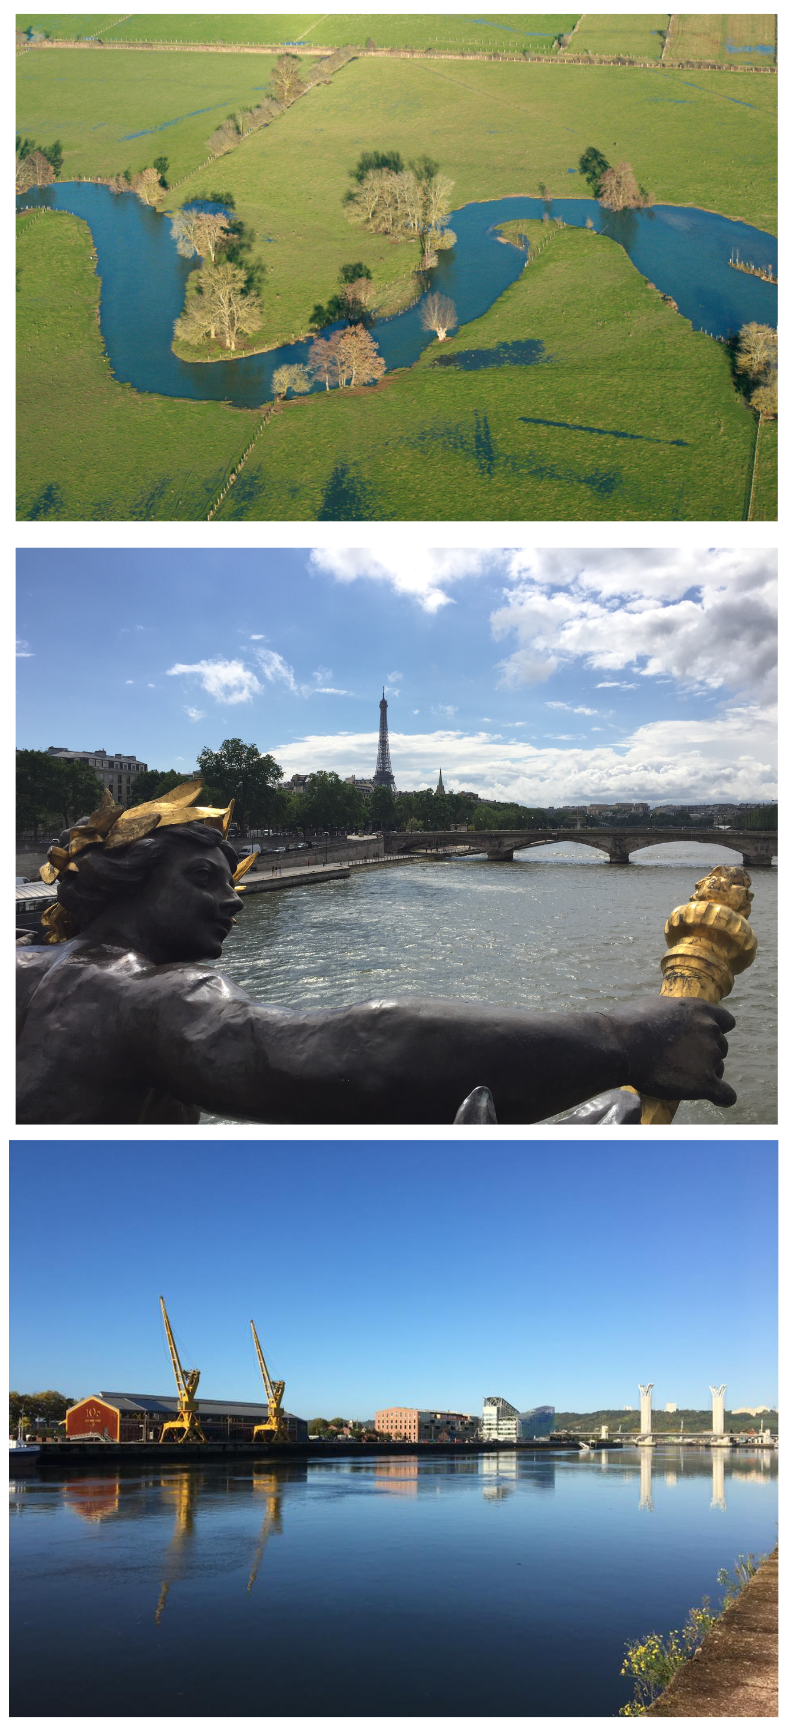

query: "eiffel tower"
left=372, top=687, right=396, bottom=790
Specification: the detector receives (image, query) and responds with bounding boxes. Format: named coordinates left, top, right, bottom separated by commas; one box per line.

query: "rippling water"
left=9, top=1449, right=777, bottom=1717
left=210, top=843, right=777, bottom=1125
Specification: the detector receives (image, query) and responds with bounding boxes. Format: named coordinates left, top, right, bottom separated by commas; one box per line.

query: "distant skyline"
left=10, top=1141, right=778, bottom=1416
left=16, top=548, right=777, bottom=807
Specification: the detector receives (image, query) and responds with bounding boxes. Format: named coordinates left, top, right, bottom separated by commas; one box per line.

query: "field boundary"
left=18, top=38, right=776, bottom=73
left=746, top=416, right=763, bottom=520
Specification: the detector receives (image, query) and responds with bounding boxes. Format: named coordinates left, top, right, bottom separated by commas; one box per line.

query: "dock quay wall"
left=648, top=1548, right=778, bottom=1717
left=28, top=1438, right=583, bottom=1470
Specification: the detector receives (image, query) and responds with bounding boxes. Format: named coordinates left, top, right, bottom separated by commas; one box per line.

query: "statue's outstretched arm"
left=136, top=970, right=735, bottom=1125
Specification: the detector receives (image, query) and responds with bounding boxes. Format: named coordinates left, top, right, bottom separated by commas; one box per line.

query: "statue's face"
left=132, top=841, right=241, bottom=962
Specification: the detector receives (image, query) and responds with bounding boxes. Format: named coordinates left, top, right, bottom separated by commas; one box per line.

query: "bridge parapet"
left=383, top=828, right=777, bottom=865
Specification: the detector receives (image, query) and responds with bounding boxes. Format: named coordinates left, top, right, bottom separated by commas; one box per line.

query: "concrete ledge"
left=648, top=1549, right=778, bottom=1717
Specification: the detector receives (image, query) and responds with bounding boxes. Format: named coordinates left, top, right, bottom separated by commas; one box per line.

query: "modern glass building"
left=482, top=1398, right=556, bottom=1441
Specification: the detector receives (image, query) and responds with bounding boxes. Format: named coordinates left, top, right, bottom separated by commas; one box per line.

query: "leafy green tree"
left=196, top=739, right=284, bottom=838
left=299, top=772, right=366, bottom=832
left=578, top=145, right=610, bottom=195
left=129, top=768, right=195, bottom=807
left=16, top=751, right=100, bottom=836
left=368, top=785, right=398, bottom=829
left=308, top=1417, right=330, bottom=1434
left=153, top=154, right=169, bottom=185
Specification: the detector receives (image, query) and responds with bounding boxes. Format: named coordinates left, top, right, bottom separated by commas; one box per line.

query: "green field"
left=567, top=14, right=670, bottom=59
left=208, top=220, right=761, bottom=522
left=16, top=212, right=255, bottom=519
left=750, top=419, right=777, bottom=520
left=666, top=14, right=776, bottom=66
left=16, top=43, right=776, bottom=521
left=18, top=14, right=580, bottom=52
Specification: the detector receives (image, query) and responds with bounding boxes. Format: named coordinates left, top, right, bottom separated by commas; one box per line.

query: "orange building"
left=375, top=1407, right=477, bottom=1442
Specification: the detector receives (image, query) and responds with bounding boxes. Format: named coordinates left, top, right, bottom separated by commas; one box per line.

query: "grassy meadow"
left=750, top=420, right=777, bottom=520
left=211, top=221, right=760, bottom=522
left=16, top=39, right=776, bottom=521
left=665, top=14, right=776, bottom=66
left=16, top=212, right=254, bottom=519
left=568, top=14, right=669, bottom=58
left=18, top=15, right=580, bottom=51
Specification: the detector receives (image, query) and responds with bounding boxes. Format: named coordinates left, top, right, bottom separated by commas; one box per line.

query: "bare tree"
left=272, top=363, right=311, bottom=399
left=132, top=167, right=164, bottom=205
left=334, top=326, right=386, bottom=387
left=271, top=53, right=304, bottom=105
left=171, top=209, right=231, bottom=262
left=307, top=328, right=385, bottom=389
left=16, top=149, right=54, bottom=191
left=597, top=162, right=653, bottom=212
left=177, top=264, right=262, bottom=352
left=736, top=322, right=778, bottom=419
left=418, top=293, right=458, bottom=341
left=208, top=119, right=240, bottom=158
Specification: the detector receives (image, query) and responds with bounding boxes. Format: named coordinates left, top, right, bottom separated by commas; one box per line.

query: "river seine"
left=10, top=1449, right=777, bottom=1717
left=210, top=843, right=777, bottom=1125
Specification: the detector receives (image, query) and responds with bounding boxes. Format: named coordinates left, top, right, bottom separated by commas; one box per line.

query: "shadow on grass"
left=433, top=340, right=550, bottom=371
left=318, top=461, right=385, bottom=520
left=518, top=415, right=690, bottom=446
left=22, top=481, right=66, bottom=520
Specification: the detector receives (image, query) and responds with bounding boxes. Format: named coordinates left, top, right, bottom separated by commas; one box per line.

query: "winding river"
left=18, top=182, right=777, bottom=407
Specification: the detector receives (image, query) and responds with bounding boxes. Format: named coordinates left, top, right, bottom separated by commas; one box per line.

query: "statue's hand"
left=612, top=996, right=737, bottom=1106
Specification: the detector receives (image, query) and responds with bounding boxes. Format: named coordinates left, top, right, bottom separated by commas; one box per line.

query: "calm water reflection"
left=212, top=845, right=777, bottom=1124
left=10, top=1449, right=777, bottom=1717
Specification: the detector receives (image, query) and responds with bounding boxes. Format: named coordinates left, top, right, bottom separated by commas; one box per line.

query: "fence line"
left=205, top=404, right=278, bottom=521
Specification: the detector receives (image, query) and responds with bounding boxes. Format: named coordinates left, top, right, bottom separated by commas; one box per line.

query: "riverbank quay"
left=23, top=1437, right=584, bottom=1473
left=240, top=852, right=420, bottom=893
left=648, top=1548, right=778, bottom=1717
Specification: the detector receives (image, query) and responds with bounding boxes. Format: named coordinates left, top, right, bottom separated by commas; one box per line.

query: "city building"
left=65, top=1392, right=307, bottom=1443
left=344, top=775, right=376, bottom=798
left=46, top=746, right=148, bottom=807
left=481, top=1397, right=555, bottom=1441
left=665, top=1402, right=678, bottom=1414
left=375, top=1407, right=478, bottom=1442
left=284, top=773, right=308, bottom=795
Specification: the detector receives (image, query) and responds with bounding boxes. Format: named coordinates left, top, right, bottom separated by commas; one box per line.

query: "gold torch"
left=635, top=864, right=758, bottom=1125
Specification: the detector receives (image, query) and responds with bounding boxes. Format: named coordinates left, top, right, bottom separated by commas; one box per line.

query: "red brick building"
left=375, top=1406, right=477, bottom=1442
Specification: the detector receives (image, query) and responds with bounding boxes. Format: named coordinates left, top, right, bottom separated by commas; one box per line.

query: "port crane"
left=159, top=1296, right=205, bottom=1443
left=250, top=1318, right=289, bottom=1442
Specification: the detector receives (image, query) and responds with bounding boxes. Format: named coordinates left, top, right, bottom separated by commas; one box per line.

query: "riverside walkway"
left=649, top=1548, right=778, bottom=1717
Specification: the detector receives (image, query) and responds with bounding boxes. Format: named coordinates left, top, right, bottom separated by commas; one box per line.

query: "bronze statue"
left=17, top=784, right=737, bottom=1126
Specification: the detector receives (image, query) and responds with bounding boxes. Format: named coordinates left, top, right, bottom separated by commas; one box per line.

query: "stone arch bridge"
left=383, top=827, right=777, bottom=869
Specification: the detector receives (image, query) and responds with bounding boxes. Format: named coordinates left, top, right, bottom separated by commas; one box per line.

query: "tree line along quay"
left=16, top=24, right=777, bottom=521
left=15, top=736, right=778, bottom=852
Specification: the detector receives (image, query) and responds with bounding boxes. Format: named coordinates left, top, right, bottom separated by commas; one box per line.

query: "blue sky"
left=10, top=1141, right=777, bottom=1415
left=16, top=547, right=776, bottom=805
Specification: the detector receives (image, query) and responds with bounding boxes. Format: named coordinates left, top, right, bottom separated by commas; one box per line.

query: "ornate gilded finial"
left=38, top=780, right=251, bottom=943
left=637, top=865, right=757, bottom=1125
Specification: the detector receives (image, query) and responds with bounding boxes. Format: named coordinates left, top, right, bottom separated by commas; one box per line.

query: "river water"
left=209, top=844, right=777, bottom=1126
left=9, top=1448, right=777, bottom=1717
left=18, top=183, right=777, bottom=407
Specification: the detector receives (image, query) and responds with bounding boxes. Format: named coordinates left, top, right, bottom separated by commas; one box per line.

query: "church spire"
left=436, top=769, right=445, bottom=795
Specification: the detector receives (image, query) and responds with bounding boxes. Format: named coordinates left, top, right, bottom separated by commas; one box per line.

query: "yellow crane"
left=159, top=1296, right=205, bottom=1444
left=250, top=1318, right=289, bottom=1442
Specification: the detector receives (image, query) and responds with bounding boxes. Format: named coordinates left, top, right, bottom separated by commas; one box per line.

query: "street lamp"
left=324, top=829, right=329, bottom=865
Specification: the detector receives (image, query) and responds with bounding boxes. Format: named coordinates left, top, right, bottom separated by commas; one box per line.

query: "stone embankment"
left=648, top=1549, right=778, bottom=1717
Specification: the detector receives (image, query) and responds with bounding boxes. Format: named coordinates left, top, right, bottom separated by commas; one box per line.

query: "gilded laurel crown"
left=38, top=779, right=256, bottom=943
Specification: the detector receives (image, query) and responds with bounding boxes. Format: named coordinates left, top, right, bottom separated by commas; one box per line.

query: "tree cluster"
left=16, top=750, right=103, bottom=839
left=310, top=261, right=374, bottom=331
left=292, top=771, right=368, bottom=832
left=171, top=207, right=232, bottom=263
left=16, top=136, right=63, bottom=192
left=578, top=146, right=652, bottom=210
left=195, top=738, right=284, bottom=838
left=10, top=1389, right=73, bottom=1433
left=175, top=260, right=263, bottom=352
left=736, top=322, right=777, bottom=419
left=307, top=325, right=385, bottom=390
left=128, top=768, right=196, bottom=806
left=345, top=152, right=456, bottom=262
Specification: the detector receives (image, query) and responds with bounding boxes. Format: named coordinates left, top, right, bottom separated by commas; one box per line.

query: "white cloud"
left=312, top=687, right=351, bottom=695
left=546, top=702, right=598, bottom=715
left=16, top=639, right=33, bottom=657
left=249, top=633, right=266, bottom=640
left=167, top=658, right=262, bottom=704
left=126, top=679, right=134, bottom=685
left=269, top=706, right=776, bottom=806
left=387, top=671, right=403, bottom=683
left=255, top=648, right=297, bottom=692
left=492, top=549, right=777, bottom=697
left=185, top=706, right=205, bottom=721
left=434, top=703, right=458, bottom=717
left=309, top=547, right=509, bottom=613
left=597, top=681, right=636, bottom=689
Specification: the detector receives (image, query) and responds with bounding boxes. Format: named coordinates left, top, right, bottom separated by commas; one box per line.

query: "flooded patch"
left=519, top=415, right=690, bottom=447
left=433, top=339, right=549, bottom=370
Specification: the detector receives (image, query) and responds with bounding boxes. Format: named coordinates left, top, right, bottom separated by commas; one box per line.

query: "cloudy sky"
left=17, top=547, right=776, bottom=806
